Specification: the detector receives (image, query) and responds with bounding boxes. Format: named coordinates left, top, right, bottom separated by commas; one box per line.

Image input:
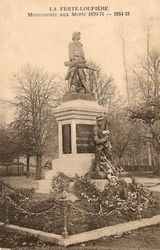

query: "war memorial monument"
left=0, top=31, right=157, bottom=248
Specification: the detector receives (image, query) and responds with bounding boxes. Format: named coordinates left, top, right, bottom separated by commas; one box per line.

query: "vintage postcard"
left=0, top=0, right=160, bottom=249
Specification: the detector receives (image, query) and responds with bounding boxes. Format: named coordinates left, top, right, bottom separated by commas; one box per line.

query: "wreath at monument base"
left=0, top=175, right=158, bottom=236
left=73, top=175, right=154, bottom=220
left=51, top=172, right=157, bottom=230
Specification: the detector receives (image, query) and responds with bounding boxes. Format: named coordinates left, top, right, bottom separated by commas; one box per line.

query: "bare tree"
left=133, top=52, right=160, bottom=101
left=87, top=61, right=115, bottom=108
left=130, top=48, right=160, bottom=169
left=14, top=64, right=64, bottom=179
left=10, top=115, right=34, bottom=177
left=121, top=35, right=130, bottom=105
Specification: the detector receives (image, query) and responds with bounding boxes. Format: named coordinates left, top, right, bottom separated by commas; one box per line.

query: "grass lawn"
left=1, top=176, right=38, bottom=190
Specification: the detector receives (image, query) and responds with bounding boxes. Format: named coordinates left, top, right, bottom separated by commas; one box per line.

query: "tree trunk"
left=17, top=156, right=20, bottom=176
left=26, top=155, right=30, bottom=178
left=157, top=154, right=160, bottom=175
left=35, top=154, right=42, bottom=180
left=147, top=125, right=153, bottom=170
left=147, top=141, right=152, bottom=168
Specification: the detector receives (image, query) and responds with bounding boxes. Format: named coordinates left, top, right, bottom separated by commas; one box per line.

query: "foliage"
left=0, top=182, right=64, bottom=234
left=129, top=99, right=160, bottom=125
left=105, top=110, right=144, bottom=165
left=130, top=50, right=160, bottom=126
left=0, top=125, right=19, bottom=164
left=10, top=118, right=35, bottom=157
left=128, top=50, right=160, bottom=169
left=51, top=172, right=72, bottom=197
left=0, top=227, right=49, bottom=248
left=8, top=187, right=35, bottom=203
left=73, top=175, right=154, bottom=220
left=0, top=175, right=159, bottom=236
left=74, top=176, right=100, bottom=202
left=51, top=172, right=156, bottom=223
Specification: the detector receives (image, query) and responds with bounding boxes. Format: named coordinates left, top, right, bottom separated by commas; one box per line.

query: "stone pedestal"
left=37, top=94, right=106, bottom=193
left=54, top=93, right=106, bottom=158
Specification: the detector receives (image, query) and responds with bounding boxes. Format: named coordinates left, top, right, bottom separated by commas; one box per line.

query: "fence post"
left=63, top=200, right=69, bottom=238
left=1, top=183, right=9, bottom=224
left=61, top=190, right=69, bottom=238
left=5, top=197, right=9, bottom=224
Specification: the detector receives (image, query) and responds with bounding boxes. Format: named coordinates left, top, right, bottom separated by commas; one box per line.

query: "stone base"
left=62, top=92, right=95, bottom=102
left=36, top=154, right=94, bottom=193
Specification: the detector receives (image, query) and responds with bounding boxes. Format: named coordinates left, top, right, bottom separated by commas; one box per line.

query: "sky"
left=0, top=0, right=160, bottom=121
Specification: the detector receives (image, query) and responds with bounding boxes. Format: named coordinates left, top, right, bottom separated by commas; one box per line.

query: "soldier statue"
left=93, top=115, right=118, bottom=181
left=65, top=32, right=95, bottom=93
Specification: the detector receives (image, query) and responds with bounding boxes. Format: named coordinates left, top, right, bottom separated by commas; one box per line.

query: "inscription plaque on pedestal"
left=62, top=124, right=71, bottom=154
left=76, top=124, right=95, bottom=153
